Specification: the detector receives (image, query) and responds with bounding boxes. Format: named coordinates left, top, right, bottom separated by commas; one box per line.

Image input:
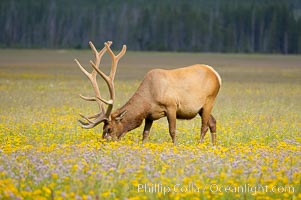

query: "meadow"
left=0, top=49, right=300, bottom=200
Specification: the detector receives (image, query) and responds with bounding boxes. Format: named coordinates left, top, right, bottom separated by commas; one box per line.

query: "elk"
left=75, top=41, right=221, bottom=145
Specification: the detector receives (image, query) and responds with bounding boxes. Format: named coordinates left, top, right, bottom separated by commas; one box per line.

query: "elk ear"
left=115, top=110, right=127, bottom=122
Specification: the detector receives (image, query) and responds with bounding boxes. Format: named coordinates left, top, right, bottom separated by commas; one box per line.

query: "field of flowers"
left=0, top=50, right=301, bottom=199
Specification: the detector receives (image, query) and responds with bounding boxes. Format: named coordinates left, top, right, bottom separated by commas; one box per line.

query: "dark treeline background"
left=1, top=0, right=301, bottom=53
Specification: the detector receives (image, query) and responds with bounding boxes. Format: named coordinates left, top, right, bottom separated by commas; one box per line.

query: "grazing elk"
left=75, top=41, right=221, bottom=144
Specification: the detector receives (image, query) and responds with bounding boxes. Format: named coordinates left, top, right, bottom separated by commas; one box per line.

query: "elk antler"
left=75, top=41, right=126, bottom=129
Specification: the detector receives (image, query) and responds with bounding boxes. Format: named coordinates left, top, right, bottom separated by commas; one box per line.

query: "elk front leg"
left=166, top=107, right=177, bottom=144
left=142, top=119, right=153, bottom=143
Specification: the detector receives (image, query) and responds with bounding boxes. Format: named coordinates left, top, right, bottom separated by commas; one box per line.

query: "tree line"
left=1, top=0, right=301, bottom=53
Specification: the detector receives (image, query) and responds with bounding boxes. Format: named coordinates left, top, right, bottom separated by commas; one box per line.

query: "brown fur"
left=102, top=64, right=221, bottom=144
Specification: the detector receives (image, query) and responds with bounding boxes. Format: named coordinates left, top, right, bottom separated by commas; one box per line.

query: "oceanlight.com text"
left=209, top=183, right=295, bottom=195
left=137, top=183, right=295, bottom=196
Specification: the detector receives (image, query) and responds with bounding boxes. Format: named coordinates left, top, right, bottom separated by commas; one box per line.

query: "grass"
left=0, top=49, right=301, bottom=199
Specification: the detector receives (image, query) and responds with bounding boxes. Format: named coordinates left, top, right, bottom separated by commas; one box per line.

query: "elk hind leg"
left=199, top=104, right=213, bottom=144
left=208, top=115, right=217, bottom=145
left=166, top=106, right=177, bottom=144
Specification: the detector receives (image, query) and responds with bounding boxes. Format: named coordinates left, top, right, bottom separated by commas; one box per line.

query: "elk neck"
left=113, top=92, right=151, bottom=133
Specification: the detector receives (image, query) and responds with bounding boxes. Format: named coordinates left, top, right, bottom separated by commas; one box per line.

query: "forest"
left=1, top=0, right=301, bottom=53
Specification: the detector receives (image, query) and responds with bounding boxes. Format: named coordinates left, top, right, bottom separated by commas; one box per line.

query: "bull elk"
left=75, top=41, right=221, bottom=144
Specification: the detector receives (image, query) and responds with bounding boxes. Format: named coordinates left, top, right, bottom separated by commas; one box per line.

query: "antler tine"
left=79, top=94, right=97, bottom=101
left=89, top=41, right=112, bottom=76
left=104, top=42, right=127, bottom=81
left=75, top=59, right=90, bottom=78
left=89, top=41, right=98, bottom=56
left=116, top=45, right=127, bottom=59
left=78, top=118, right=105, bottom=129
left=79, top=113, right=95, bottom=123
left=78, top=112, right=108, bottom=129
left=89, top=41, right=112, bottom=60
left=89, top=60, right=110, bottom=84
left=78, top=110, right=108, bottom=128
left=75, top=56, right=102, bottom=107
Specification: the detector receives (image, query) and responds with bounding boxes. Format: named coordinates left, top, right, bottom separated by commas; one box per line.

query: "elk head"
left=74, top=41, right=126, bottom=140
left=102, top=110, right=128, bottom=140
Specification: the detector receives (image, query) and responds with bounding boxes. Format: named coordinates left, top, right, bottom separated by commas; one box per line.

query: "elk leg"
left=142, top=119, right=153, bottom=143
left=208, top=115, right=217, bottom=145
left=166, top=107, right=177, bottom=144
left=199, top=104, right=213, bottom=144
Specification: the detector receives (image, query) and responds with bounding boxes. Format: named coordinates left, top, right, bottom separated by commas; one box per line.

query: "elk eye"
left=107, top=128, right=112, bottom=133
